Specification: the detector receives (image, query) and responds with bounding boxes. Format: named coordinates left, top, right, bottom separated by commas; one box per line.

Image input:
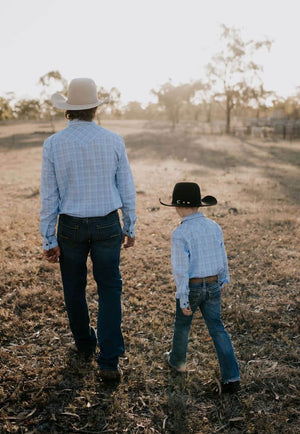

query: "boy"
left=160, top=182, right=240, bottom=393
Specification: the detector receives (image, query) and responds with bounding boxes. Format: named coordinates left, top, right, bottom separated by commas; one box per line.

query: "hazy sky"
left=1, top=0, right=299, bottom=104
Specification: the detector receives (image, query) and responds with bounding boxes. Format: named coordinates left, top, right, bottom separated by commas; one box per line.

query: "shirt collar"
left=181, top=212, right=204, bottom=223
left=67, top=120, right=95, bottom=127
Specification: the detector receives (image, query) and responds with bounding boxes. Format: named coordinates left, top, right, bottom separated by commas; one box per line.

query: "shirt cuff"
left=219, top=274, right=230, bottom=287
left=43, top=236, right=58, bottom=250
left=179, top=295, right=189, bottom=309
left=123, top=226, right=135, bottom=238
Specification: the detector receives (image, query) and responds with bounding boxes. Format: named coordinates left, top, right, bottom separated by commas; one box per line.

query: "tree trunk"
left=194, top=108, right=200, bottom=122
left=226, top=96, right=231, bottom=134
left=50, top=115, right=55, bottom=134
left=206, top=104, right=211, bottom=123
left=170, top=112, right=176, bottom=131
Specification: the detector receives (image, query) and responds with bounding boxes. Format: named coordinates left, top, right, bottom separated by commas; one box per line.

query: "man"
left=40, top=78, right=136, bottom=381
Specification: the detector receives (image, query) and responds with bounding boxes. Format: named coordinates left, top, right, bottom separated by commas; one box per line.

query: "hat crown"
left=172, top=182, right=201, bottom=206
left=159, top=182, right=217, bottom=207
left=67, top=78, right=98, bottom=105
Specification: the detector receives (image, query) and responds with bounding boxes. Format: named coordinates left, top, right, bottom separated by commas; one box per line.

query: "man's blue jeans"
left=58, top=212, right=124, bottom=369
left=170, top=280, right=240, bottom=383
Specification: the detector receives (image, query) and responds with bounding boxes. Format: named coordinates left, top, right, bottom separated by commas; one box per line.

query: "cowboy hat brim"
left=159, top=195, right=217, bottom=207
left=51, top=93, right=109, bottom=110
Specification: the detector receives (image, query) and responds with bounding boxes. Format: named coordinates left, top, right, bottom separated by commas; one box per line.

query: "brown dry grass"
left=0, top=119, right=299, bottom=433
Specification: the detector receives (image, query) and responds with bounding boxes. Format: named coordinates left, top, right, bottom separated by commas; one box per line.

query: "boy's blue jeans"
left=58, top=212, right=124, bottom=370
left=169, top=281, right=240, bottom=383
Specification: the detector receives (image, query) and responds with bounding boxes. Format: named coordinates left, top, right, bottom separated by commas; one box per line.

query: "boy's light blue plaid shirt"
left=171, top=212, right=230, bottom=308
left=40, top=120, right=136, bottom=250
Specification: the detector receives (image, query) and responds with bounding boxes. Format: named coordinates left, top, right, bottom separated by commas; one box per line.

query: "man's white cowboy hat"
left=51, top=78, right=108, bottom=110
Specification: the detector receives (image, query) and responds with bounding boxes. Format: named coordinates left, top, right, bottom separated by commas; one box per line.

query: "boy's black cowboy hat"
left=159, top=182, right=217, bottom=207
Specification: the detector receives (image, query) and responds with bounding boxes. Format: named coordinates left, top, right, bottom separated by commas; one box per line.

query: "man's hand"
left=181, top=306, right=193, bottom=316
left=122, top=234, right=135, bottom=248
left=43, top=246, right=61, bottom=263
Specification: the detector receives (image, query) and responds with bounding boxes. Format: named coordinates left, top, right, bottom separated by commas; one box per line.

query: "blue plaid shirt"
left=171, top=212, right=230, bottom=308
left=40, top=120, right=136, bottom=250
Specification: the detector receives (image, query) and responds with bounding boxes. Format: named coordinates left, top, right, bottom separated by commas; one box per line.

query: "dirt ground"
left=0, top=119, right=299, bottom=433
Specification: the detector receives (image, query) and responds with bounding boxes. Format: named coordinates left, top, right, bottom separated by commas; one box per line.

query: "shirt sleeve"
left=39, top=138, right=59, bottom=250
left=171, top=233, right=190, bottom=308
left=115, top=139, right=137, bottom=237
left=217, top=226, right=230, bottom=287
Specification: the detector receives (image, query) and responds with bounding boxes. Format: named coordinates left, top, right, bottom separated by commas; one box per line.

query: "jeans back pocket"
left=95, top=221, right=121, bottom=240
left=207, top=282, right=221, bottom=304
left=58, top=222, right=79, bottom=241
left=188, top=286, right=201, bottom=311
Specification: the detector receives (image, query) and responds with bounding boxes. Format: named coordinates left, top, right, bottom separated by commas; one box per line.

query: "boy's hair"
left=176, top=206, right=199, bottom=210
left=65, top=107, right=97, bottom=122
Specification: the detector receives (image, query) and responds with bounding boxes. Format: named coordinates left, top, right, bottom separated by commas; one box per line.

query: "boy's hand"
left=43, top=246, right=60, bottom=263
left=122, top=234, right=135, bottom=248
left=181, top=306, right=193, bottom=316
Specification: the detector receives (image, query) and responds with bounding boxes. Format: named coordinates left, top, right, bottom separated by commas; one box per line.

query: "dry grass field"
left=0, top=119, right=299, bottom=433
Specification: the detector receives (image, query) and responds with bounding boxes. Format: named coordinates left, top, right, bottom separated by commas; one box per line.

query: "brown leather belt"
left=189, top=275, right=218, bottom=284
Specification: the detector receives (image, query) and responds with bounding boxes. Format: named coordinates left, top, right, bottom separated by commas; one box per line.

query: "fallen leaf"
left=229, top=417, right=244, bottom=422
left=61, top=412, right=80, bottom=420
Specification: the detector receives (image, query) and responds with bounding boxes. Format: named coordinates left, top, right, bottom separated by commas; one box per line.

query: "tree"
left=241, top=84, right=275, bottom=119
left=123, top=101, right=145, bottom=119
left=206, top=24, right=272, bottom=133
left=109, top=87, right=122, bottom=118
left=97, top=86, right=121, bottom=122
left=144, top=103, right=162, bottom=120
left=14, top=99, right=41, bottom=120
left=190, top=80, right=214, bottom=122
left=39, top=71, right=68, bottom=130
left=152, top=81, right=195, bottom=129
left=272, top=89, right=300, bottom=120
left=0, top=95, right=14, bottom=121
left=39, top=70, right=67, bottom=98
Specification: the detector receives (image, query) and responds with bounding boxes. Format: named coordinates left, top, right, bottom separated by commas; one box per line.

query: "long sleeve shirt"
left=40, top=120, right=136, bottom=250
left=171, top=212, right=230, bottom=308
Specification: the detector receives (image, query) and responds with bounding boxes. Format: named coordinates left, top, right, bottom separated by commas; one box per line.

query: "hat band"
left=174, top=200, right=194, bottom=205
left=67, top=98, right=99, bottom=106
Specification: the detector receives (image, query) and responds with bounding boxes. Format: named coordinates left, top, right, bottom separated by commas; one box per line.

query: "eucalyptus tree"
left=0, top=95, right=14, bottom=120
left=96, top=86, right=121, bottom=122
left=14, top=99, right=41, bottom=120
left=152, top=81, right=195, bottom=130
left=39, top=71, right=68, bottom=130
left=190, top=80, right=214, bottom=122
left=206, top=24, right=272, bottom=133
